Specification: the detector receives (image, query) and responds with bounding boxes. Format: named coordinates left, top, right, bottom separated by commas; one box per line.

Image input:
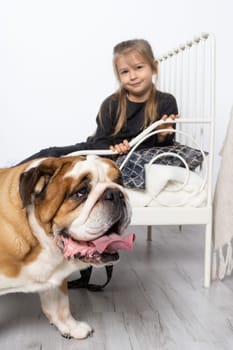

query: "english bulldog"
left=0, top=155, right=133, bottom=339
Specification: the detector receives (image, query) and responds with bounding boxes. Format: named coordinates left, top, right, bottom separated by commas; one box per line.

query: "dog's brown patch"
left=60, top=279, right=68, bottom=294
left=102, top=158, right=123, bottom=185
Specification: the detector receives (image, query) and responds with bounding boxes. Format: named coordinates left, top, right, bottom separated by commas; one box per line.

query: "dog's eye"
left=74, top=187, right=89, bottom=199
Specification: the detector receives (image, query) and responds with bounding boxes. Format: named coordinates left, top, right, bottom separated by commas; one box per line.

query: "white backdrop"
left=0, top=0, right=232, bottom=179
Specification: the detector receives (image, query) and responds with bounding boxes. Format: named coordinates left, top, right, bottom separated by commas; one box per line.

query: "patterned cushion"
left=116, top=142, right=207, bottom=189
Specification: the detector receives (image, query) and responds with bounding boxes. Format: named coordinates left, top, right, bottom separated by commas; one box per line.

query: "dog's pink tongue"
left=60, top=233, right=135, bottom=259
left=93, top=233, right=135, bottom=254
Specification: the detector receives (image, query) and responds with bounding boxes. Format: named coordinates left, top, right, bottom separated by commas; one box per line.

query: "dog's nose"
left=103, top=189, right=124, bottom=203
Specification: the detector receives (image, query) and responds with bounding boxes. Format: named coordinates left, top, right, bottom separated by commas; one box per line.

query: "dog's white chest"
left=0, top=243, right=78, bottom=295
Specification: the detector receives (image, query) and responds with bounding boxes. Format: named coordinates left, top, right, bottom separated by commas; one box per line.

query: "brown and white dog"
left=0, top=155, right=132, bottom=339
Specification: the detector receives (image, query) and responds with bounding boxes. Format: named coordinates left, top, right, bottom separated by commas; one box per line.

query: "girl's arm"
left=156, top=113, right=180, bottom=143
left=156, top=93, right=179, bottom=146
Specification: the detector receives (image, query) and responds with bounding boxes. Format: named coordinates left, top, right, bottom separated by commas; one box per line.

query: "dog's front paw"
left=62, top=321, right=93, bottom=340
left=72, top=321, right=94, bottom=339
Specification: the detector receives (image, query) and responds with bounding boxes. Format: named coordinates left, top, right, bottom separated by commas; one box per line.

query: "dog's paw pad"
left=62, top=333, right=72, bottom=339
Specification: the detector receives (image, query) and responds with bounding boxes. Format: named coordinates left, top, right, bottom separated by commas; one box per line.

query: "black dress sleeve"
left=156, top=92, right=179, bottom=146
left=157, top=92, right=178, bottom=117
left=86, top=95, right=118, bottom=149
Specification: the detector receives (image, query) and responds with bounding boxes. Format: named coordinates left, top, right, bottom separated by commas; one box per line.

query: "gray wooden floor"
left=1, top=225, right=233, bottom=350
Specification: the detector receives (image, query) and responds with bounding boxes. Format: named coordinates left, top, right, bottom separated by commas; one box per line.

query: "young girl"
left=20, top=39, right=179, bottom=163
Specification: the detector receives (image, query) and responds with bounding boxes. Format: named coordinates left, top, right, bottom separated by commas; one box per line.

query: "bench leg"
left=204, top=222, right=212, bottom=288
left=147, top=226, right=152, bottom=241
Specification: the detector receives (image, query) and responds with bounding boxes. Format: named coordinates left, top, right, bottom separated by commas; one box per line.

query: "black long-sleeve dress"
left=20, top=91, right=178, bottom=163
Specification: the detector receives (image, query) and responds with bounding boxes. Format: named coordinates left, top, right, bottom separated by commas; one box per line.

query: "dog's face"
left=19, top=155, right=132, bottom=266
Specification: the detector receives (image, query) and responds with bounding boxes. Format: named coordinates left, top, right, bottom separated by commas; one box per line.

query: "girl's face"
left=116, top=51, right=157, bottom=102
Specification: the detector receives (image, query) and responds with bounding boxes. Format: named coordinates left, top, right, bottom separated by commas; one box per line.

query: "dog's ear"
left=19, top=157, right=84, bottom=223
left=19, top=163, right=58, bottom=208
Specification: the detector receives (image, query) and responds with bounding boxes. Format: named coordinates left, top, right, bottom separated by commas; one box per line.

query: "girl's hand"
left=110, top=139, right=131, bottom=155
left=157, top=114, right=180, bottom=143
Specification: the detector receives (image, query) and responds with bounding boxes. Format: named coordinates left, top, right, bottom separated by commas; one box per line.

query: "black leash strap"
left=68, top=265, right=113, bottom=292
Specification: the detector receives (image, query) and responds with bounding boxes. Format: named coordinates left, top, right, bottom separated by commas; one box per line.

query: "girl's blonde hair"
left=100, top=39, right=159, bottom=136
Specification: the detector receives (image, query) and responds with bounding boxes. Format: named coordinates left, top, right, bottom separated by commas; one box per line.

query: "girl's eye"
left=120, top=70, right=128, bottom=75
left=137, top=65, right=143, bottom=69
left=74, top=187, right=88, bottom=199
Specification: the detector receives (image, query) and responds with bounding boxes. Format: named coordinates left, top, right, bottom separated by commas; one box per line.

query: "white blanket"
left=127, top=164, right=207, bottom=207
left=212, top=107, right=233, bottom=280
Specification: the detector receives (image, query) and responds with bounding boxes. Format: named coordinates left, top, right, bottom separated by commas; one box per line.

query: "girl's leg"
left=18, top=142, right=89, bottom=165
